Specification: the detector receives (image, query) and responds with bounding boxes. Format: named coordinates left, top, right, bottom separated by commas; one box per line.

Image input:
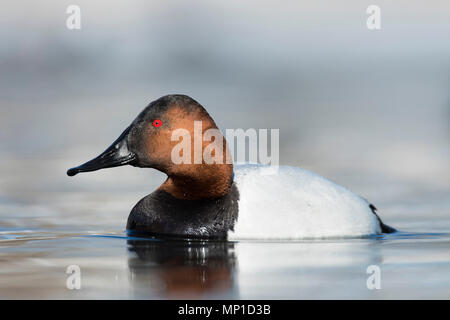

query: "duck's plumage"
left=230, top=164, right=392, bottom=239
left=127, top=183, right=239, bottom=239
left=67, top=94, right=395, bottom=239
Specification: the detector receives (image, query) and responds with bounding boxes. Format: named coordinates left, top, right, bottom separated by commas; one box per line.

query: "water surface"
left=1, top=225, right=450, bottom=299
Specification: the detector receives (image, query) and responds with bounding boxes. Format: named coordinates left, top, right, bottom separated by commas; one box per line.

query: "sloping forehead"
left=136, top=98, right=169, bottom=122
left=135, top=95, right=212, bottom=125
left=137, top=95, right=204, bottom=120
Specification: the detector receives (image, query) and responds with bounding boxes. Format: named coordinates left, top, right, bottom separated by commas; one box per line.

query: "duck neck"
left=159, top=163, right=234, bottom=200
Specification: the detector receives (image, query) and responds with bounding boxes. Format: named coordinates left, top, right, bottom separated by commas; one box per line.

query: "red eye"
left=153, top=119, right=162, bottom=127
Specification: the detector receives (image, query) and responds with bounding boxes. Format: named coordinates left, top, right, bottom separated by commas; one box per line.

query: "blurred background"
left=0, top=0, right=449, bottom=299
left=1, top=0, right=448, bottom=231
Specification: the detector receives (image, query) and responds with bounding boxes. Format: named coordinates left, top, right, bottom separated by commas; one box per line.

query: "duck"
left=67, top=94, right=395, bottom=239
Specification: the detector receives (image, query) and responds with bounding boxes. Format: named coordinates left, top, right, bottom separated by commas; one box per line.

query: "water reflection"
left=127, top=239, right=237, bottom=298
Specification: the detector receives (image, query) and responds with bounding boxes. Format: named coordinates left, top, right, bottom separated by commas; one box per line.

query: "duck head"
left=67, top=95, right=233, bottom=199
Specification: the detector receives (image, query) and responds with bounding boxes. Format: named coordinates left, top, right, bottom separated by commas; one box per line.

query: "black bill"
left=67, top=126, right=136, bottom=176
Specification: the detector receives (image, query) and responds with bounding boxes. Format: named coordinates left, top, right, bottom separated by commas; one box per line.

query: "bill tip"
left=67, top=168, right=78, bottom=176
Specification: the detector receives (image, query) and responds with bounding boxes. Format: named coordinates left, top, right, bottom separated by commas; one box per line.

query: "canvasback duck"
left=67, top=94, right=395, bottom=239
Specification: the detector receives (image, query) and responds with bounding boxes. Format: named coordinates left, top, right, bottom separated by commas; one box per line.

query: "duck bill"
left=67, top=126, right=136, bottom=176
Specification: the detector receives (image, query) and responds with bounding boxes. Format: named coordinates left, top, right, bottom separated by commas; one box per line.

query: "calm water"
left=1, top=204, right=450, bottom=299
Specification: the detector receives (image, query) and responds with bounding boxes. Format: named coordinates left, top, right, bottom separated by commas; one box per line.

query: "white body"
left=228, top=165, right=381, bottom=240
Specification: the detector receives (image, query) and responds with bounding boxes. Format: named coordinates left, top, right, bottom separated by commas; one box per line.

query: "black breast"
left=126, top=183, right=239, bottom=239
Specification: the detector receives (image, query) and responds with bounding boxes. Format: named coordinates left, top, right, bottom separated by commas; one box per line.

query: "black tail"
left=369, top=204, right=396, bottom=233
